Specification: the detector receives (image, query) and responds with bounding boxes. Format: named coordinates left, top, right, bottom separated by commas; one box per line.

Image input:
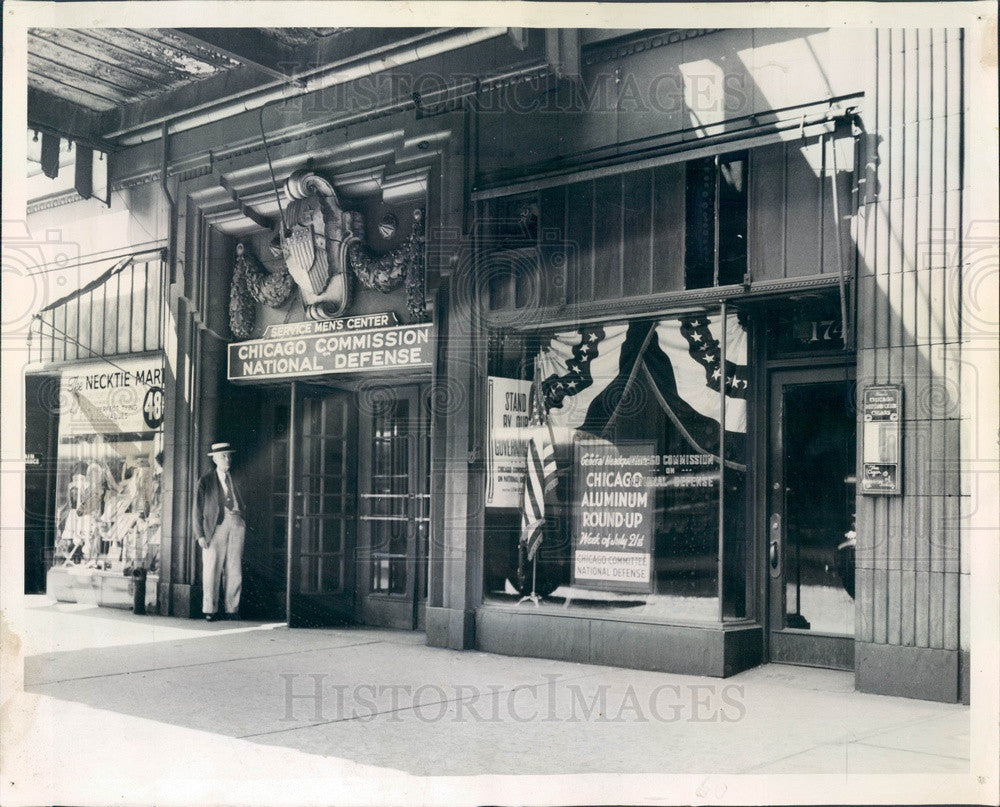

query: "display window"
left=484, top=309, right=750, bottom=623
left=51, top=356, right=165, bottom=575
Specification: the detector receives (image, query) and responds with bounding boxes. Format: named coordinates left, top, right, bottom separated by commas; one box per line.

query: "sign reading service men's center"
left=228, top=321, right=432, bottom=381
left=572, top=439, right=655, bottom=593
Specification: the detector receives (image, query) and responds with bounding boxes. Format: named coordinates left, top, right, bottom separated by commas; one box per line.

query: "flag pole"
left=518, top=354, right=544, bottom=607
left=718, top=301, right=727, bottom=622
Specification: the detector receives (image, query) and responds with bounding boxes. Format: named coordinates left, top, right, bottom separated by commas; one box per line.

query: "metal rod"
left=718, top=301, right=727, bottom=622
left=829, top=134, right=851, bottom=350
left=818, top=133, right=826, bottom=277
left=713, top=154, right=721, bottom=288
left=472, top=105, right=857, bottom=201
left=285, top=381, right=298, bottom=624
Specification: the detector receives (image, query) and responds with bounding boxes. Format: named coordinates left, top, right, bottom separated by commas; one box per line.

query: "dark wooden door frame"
left=766, top=364, right=856, bottom=670
left=356, top=382, right=430, bottom=630
left=286, top=382, right=358, bottom=627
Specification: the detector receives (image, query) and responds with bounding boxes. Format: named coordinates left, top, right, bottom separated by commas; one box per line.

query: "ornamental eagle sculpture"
left=273, top=169, right=357, bottom=320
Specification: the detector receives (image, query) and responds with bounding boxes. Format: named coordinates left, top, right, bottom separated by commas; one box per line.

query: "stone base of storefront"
left=959, top=650, right=971, bottom=705
left=169, top=583, right=204, bottom=619
left=46, top=566, right=159, bottom=613
left=426, top=606, right=477, bottom=650
left=855, top=642, right=962, bottom=703
left=472, top=606, right=763, bottom=678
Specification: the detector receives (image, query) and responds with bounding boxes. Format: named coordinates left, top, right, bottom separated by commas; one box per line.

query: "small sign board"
left=861, top=384, right=903, bottom=494
left=261, top=312, right=398, bottom=339
left=485, top=376, right=534, bottom=509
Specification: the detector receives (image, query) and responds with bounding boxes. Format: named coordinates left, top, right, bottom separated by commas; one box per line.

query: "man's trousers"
left=202, top=510, right=244, bottom=615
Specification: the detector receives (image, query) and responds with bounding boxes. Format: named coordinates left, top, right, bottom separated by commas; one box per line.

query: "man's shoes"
left=225, top=613, right=240, bottom=621
left=205, top=613, right=219, bottom=622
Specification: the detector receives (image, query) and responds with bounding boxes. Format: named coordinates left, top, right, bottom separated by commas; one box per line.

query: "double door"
left=286, top=383, right=429, bottom=629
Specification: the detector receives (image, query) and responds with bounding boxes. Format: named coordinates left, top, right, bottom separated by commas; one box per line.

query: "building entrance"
left=286, top=387, right=358, bottom=627
left=767, top=367, right=857, bottom=669
left=277, top=381, right=430, bottom=629
left=356, top=383, right=430, bottom=630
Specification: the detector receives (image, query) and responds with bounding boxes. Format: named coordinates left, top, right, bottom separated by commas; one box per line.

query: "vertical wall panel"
left=855, top=27, right=963, bottom=678
left=748, top=143, right=785, bottom=281
left=783, top=141, right=822, bottom=277
left=592, top=175, right=622, bottom=300
left=539, top=186, right=567, bottom=309
left=116, top=268, right=130, bottom=353
left=146, top=260, right=163, bottom=351
left=651, top=163, right=686, bottom=292
left=621, top=169, right=653, bottom=297
left=565, top=179, right=593, bottom=305
left=65, top=297, right=79, bottom=361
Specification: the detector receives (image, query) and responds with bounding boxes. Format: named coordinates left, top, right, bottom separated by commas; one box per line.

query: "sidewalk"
left=4, top=597, right=975, bottom=805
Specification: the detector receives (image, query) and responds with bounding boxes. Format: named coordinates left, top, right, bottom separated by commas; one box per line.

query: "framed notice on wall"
left=861, top=384, right=903, bottom=495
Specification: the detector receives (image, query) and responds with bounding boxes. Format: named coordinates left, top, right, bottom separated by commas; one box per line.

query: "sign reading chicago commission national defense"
left=228, top=322, right=432, bottom=381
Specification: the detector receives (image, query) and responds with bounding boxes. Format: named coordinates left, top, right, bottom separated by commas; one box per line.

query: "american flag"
left=519, top=389, right=557, bottom=563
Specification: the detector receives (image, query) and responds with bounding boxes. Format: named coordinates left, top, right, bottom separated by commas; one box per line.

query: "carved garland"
left=229, top=242, right=295, bottom=340
left=229, top=206, right=427, bottom=339
left=348, top=208, right=427, bottom=321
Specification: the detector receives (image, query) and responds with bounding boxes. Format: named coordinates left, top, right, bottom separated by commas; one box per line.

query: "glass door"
left=287, top=387, right=357, bottom=627
left=768, top=367, right=857, bottom=668
left=356, top=384, right=430, bottom=630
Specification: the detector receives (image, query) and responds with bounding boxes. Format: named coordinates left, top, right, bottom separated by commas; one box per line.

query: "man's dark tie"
left=224, top=472, right=236, bottom=510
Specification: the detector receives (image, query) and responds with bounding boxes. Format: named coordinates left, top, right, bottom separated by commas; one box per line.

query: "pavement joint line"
left=850, top=739, right=970, bottom=762
left=845, top=709, right=969, bottom=743
left=235, top=673, right=601, bottom=740
left=737, top=711, right=970, bottom=773
left=738, top=742, right=847, bottom=774
left=25, top=640, right=386, bottom=687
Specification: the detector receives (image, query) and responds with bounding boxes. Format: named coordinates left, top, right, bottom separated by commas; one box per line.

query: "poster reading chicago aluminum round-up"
left=54, top=356, right=165, bottom=572
left=572, top=439, right=656, bottom=593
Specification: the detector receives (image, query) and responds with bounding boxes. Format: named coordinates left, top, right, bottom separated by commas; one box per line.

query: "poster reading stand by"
left=486, top=376, right=534, bottom=508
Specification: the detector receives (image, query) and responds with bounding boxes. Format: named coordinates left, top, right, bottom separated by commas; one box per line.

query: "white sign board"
left=485, top=376, right=533, bottom=508
left=58, top=355, right=165, bottom=435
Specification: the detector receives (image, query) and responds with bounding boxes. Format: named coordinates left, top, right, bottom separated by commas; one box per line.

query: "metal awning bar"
left=473, top=100, right=859, bottom=201
left=489, top=274, right=846, bottom=332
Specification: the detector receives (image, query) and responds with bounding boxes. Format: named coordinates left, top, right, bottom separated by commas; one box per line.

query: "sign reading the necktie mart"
left=228, top=322, right=432, bottom=381
left=59, top=355, right=166, bottom=436
left=485, top=376, right=534, bottom=508
left=572, top=438, right=655, bottom=593
left=861, top=384, right=903, bottom=494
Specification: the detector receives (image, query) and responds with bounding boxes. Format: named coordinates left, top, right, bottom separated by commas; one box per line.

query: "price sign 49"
left=143, top=386, right=164, bottom=429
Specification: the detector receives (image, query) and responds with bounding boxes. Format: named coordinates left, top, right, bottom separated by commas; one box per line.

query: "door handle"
left=769, top=514, right=781, bottom=578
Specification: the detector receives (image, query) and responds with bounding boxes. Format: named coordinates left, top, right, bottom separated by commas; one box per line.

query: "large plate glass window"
left=483, top=309, right=750, bottom=623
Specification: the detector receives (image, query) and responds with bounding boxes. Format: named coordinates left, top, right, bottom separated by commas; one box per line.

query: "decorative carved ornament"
left=275, top=169, right=356, bottom=321
left=228, top=242, right=294, bottom=340
left=228, top=168, right=427, bottom=339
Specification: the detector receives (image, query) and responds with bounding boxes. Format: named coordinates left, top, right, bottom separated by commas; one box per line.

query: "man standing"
left=192, top=442, right=245, bottom=621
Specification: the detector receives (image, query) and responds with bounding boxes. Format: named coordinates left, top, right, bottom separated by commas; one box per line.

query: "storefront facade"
left=24, top=26, right=980, bottom=704
left=25, top=251, right=167, bottom=610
